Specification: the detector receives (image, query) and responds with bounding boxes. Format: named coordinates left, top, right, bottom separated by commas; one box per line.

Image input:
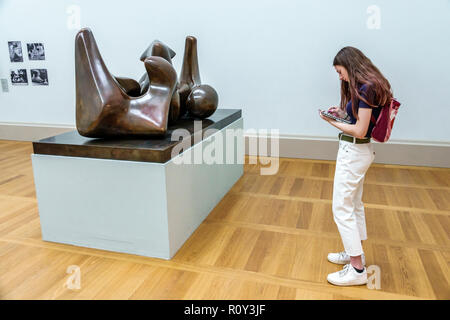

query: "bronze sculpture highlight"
left=75, top=28, right=218, bottom=138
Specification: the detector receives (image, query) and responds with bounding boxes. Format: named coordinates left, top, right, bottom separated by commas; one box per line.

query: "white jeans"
left=332, top=138, right=375, bottom=257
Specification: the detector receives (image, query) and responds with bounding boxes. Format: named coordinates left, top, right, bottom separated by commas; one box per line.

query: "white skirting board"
left=0, top=122, right=74, bottom=141
left=2, top=121, right=449, bottom=167
left=245, top=134, right=450, bottom=168
left=31, top=118, right=244, bottom=259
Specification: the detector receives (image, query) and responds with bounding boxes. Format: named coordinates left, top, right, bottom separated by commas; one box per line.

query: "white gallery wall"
left=0, top=0, right=449, bottom=143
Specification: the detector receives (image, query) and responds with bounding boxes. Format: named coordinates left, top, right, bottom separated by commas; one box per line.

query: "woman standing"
left=319, top=46, right=393, bottom=286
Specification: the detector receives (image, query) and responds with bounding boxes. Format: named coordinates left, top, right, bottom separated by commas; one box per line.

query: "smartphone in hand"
left=319, top=109, right=352, bottom=124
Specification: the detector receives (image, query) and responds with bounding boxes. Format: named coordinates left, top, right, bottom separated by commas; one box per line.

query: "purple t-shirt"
left=345, top=84, right=381, bottom=138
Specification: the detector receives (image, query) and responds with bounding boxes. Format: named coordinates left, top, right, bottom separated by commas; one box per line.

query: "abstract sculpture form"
left=179, top=36, right=219, bottom=119
left=138, top=40, right=181, bottom=124
left=75, top=28, right=218, bottom=138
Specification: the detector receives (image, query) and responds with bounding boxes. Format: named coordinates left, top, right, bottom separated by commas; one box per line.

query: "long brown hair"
left=333, top=46, right=392, bottom=119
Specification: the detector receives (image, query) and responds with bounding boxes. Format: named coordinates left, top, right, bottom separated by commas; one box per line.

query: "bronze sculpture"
left=75, top=28, right=218, bottom=138
left=179, top=36, right=218, bottom=119
left=138, top=40, right=180, bottom=124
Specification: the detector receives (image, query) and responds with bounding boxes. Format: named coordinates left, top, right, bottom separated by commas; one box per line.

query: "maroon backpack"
left=370, top=98, right=401, bottom=143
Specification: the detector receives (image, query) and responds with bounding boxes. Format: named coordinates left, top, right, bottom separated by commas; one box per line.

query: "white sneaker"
left=327, top=251, right=365, bottom=266
left=327, top=264, right=368, bottom=286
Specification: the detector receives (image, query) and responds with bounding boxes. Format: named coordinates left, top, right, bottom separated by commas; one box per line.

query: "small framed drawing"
left=8, top=41, right=24, bottom=62
left=31, top=69, right=49, bottom=85
left=27, top=43, right=45, bottom=60
left=10, top=69, right=28, bottom=85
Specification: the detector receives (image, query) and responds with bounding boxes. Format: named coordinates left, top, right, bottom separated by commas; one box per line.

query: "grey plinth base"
left=32, top=117, right=243, bottom=259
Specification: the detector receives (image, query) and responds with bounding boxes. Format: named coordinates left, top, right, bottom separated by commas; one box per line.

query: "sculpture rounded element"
left=186, top=84, right=218, bottom=119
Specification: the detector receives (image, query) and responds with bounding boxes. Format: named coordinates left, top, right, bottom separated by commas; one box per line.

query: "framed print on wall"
left=10, top=69, right=28, bottom=85
left=31, top=69, right=49, bottom=85
left=8, top=41, right=24, bottom=62
left=27, top=43, right=45, bottom=60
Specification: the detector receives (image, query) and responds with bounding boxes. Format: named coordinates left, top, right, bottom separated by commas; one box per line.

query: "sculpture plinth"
left=32, top=109, right=243, bottom=259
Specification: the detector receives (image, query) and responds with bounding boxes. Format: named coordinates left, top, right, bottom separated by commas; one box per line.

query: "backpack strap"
left=370, top=113, right=377, bottom=125
left=371, top=98, right=394, bottom=125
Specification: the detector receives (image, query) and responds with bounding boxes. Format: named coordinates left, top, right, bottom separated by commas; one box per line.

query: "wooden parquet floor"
left=0, top=140, right=449, bottom=299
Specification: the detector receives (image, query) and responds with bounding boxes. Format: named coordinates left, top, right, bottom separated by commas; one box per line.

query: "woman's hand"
left=328, top=106, right=346, bottom=117
left=327, top=106, right=339, bottom=113
left=321, top=106, right=372, bottom=138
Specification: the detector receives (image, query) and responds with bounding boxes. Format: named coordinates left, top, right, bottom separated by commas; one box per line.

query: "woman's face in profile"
left=334, top=65, right=349, bottom=82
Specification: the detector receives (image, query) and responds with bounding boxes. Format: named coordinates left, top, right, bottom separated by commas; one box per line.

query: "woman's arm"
left=319, top=107, right=372, bottom=139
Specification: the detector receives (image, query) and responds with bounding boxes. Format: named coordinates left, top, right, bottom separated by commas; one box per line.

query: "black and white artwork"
left=31, top=69, right=49, bottom=85
left=10, top=69, right=28, bottom=85
left=27, top=43, right=45, bottom=60
left=8, top=41, right=24, bottom=62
